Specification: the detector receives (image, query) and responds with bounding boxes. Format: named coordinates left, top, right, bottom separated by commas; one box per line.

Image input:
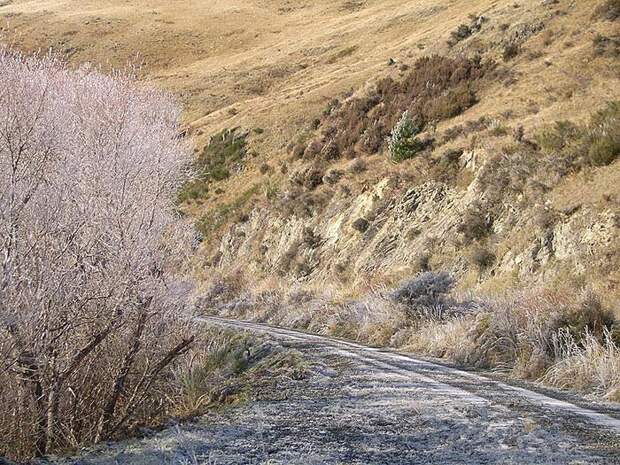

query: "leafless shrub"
left=346, top=157, right=366, bottom=174
left=388, top=272, right=474, bottom=321
left=0, top=49, right=194, bottom=460
left=457, top=202, right=494, bottom=243
left=470, top=247, right=496, bottom=271
left=329, top=292, right=408, bottom=346
left=322, top=168, right=344, bottom=185
left=502, top=43, right=521, bottom=61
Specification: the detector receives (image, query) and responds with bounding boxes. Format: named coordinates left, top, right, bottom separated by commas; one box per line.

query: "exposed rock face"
left=215, top=179, right=459, bottom=282
left=209, top=147, right=619, bottom=294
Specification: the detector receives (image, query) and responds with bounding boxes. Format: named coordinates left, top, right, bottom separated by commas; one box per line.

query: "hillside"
left=2, top=0, right=619, bottom=396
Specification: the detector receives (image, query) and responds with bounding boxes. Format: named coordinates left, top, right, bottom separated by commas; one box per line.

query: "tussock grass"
left=195, top=184, right=260, bottom=238
left=172, top=328, right=309, bottom=418
left=542, top=329, right=620, bottom=400
left=201, top=273, right=620, bottom=400
left=594, top=0, right=620, bottom=21
left=535, top=101, right=620, bottom=168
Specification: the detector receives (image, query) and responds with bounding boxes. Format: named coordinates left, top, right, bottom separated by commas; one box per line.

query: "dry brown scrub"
left=200, top=272, right=620, bottom=402
left=294, top=55, right=495, bottom=161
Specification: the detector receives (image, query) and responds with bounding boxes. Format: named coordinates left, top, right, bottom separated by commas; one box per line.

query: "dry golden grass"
left=199, top=271, right=620, bottom=400
left=4, top=1, right=617, bottom=219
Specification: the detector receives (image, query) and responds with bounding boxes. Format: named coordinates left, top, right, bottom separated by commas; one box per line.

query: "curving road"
left=42, top=316, right=620, bottom=465
left=200, top=317, right=620, bottom=464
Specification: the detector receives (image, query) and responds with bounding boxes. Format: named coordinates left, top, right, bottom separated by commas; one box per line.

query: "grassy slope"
left=0, top=0, right=620, bottom=290
left=2, top=0, right=619, bottom=400
left=3, top=0, right=617, bottom=294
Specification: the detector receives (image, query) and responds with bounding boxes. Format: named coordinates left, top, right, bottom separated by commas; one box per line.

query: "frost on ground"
left=37, top=320, right=620, bottom=465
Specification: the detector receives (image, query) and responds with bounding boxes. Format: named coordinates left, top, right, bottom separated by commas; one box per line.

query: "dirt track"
left=40, top=316, right=620, bottom=465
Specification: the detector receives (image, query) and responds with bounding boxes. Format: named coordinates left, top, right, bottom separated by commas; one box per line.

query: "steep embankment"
left=2, top=0, right=618, bottom=297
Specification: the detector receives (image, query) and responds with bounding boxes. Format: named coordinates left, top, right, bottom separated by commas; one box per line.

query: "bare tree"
left=0, top=47, right=195, bottom=459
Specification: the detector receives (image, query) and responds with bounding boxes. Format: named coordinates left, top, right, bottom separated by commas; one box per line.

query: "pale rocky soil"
left=37, top=318, right=620, bottom=465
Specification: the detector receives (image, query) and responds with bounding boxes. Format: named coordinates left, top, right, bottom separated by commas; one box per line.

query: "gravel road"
left=39, top=316, right=620, bottom=465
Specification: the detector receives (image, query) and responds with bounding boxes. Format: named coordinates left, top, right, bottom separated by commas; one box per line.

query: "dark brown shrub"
left=291, top=142, right=306, bottom=159
left=502, top=43, right=521, bottom=61
left=470, top=247, right=496, bottom=270
left=457, top=202, right=493, bottom=243
left=302, top=227, right=321, bottom=248
left=447, top=15, right=486, bottom=47
left=592, top=34, right=620, bottom=57
left=347, top=157, right=367, bottom=173
left=303, top=140, right=324, bottom=159
left=312, top=55, right=493, bottom=158
left=305, top=169, right=324, bottom=190
left=352, top=217, right=370, bottom=232
left=320, top=139, right=340, bottom=160
left=594, top=0, right=620, bottom=21
left=323, top=168, right=344, bottom=185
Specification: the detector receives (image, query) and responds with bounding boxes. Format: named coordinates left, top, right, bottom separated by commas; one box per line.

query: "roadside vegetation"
left=0, top=48, right=194, bottom=460
left=172, top=328, right=309, bottom=420
left=0, top=49, right=308, bottom=463
left=189, top=0, right=620, bottom=405
left=200, top=272, right=620, bottom=402
left=2, top=0, right=619, bottom=458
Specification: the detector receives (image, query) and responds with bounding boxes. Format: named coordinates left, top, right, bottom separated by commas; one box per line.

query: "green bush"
left=535, top=120, right=581, bottom=153
left=388, top=111, right=425, bottom=162
left=198, top=129, right=246, bottom=180
left=535, top=101, right=619, bottom=168
left=177, top=178, right=210, bottom=203
left=589, top=136, right=620, bottom=166
left=447, top=15, right=485, bottom=47
left=586, top=101, right=620, bottom=166
left=451, top=24, right=473, bottom=42
left=178, top=128, right=247, bottom=203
